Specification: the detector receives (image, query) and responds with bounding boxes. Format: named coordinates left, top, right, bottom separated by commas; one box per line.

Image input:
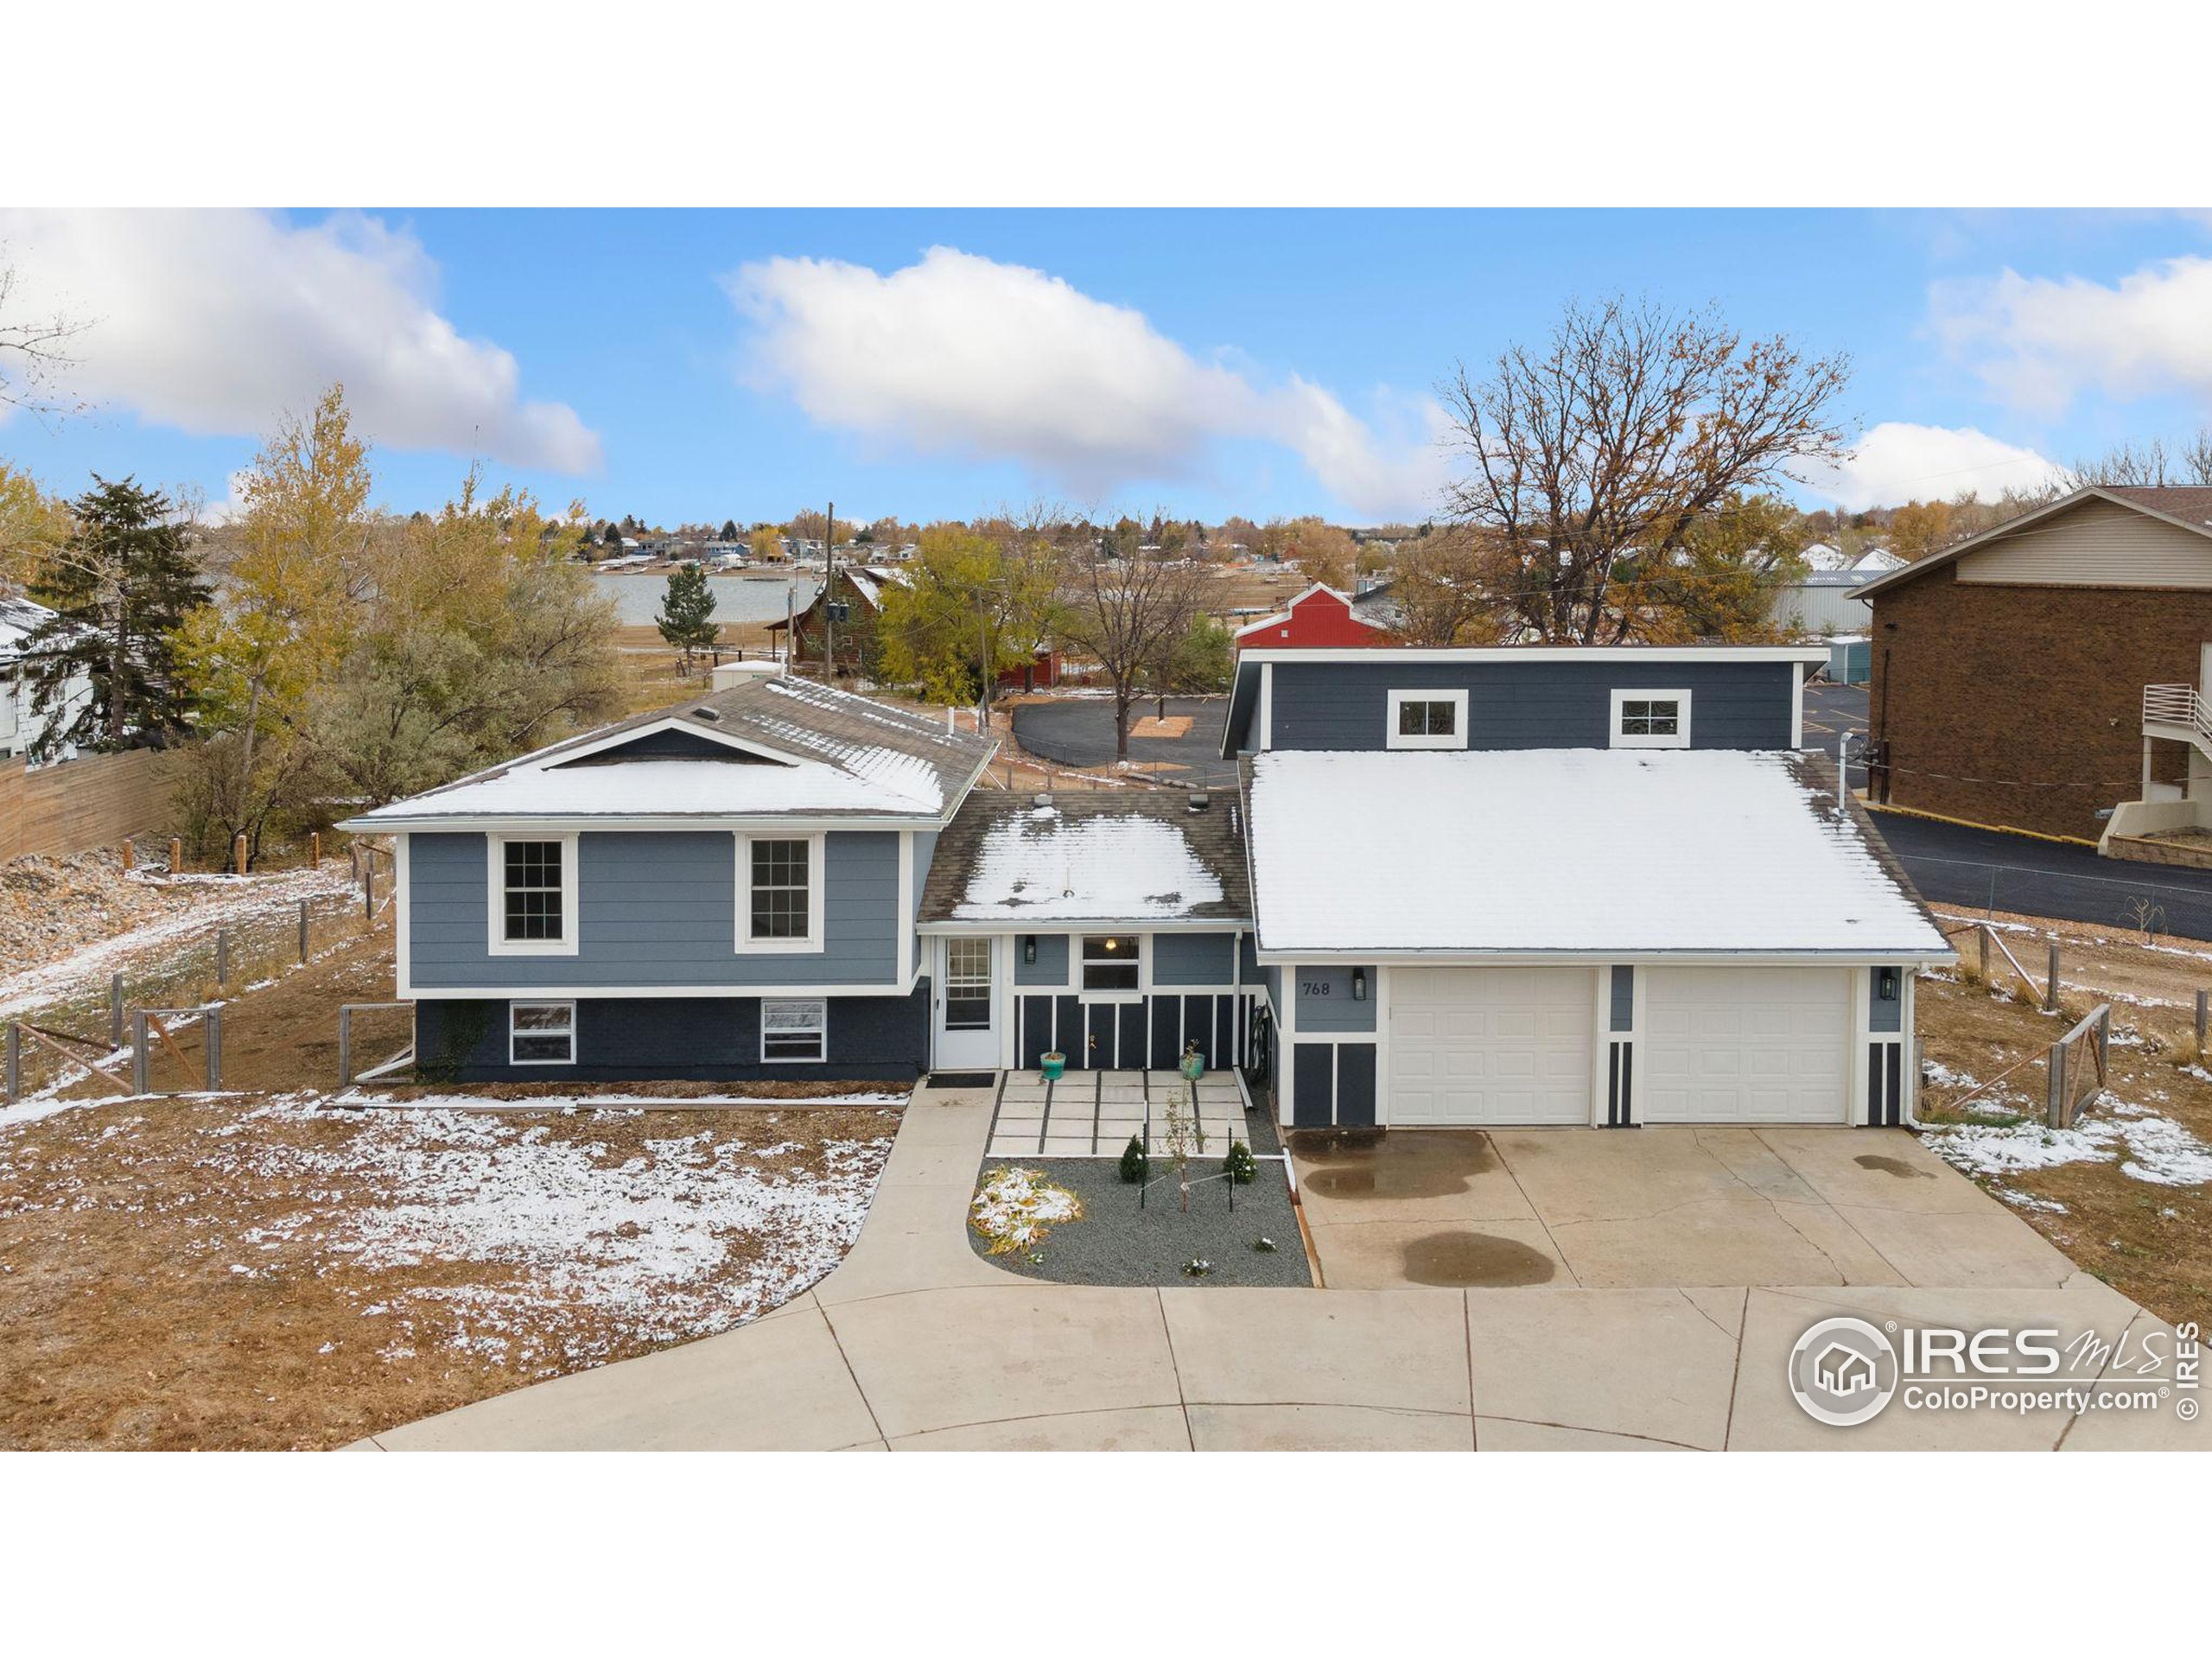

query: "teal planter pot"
left=1040, top=1052, right=1066, bottom=1082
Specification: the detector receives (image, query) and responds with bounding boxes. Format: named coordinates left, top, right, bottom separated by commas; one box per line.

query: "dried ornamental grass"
left=969, top=1166, right=1084, bottom=1255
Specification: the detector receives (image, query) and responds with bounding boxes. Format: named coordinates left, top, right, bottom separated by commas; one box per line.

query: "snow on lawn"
left=970, top=1165, right=1083, bottom=1254
left=0, top=862, right=355, bottom=1020
left=201, top=1096, right=894, bottom=1360
left=1926, top=1102, right=2212, bottom=1190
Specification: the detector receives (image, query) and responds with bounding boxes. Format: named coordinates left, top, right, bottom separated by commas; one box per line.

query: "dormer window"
left=1386, top=689, right=1469, bottom=750
left=1611, top=688, right=1692, bottom=750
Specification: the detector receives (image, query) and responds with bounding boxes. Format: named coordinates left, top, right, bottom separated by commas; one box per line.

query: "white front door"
left=934, top=936, right=1000, bottom=1070
left=1639, top=966, right=1850, bottom=1122
left=1387, top=967, right=1595, bottom=1125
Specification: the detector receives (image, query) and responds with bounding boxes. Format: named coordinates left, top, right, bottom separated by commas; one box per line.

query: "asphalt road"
left=1011, top=696, right=1232, bottom=782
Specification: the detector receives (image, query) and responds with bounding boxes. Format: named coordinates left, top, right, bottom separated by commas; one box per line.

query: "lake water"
left=594, top=569, right=822, bottom=626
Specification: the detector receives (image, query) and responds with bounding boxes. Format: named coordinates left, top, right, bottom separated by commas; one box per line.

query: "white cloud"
left=1795, top=421, right=2067, bottom=510
left=0, top=209, right=600, bottom=473
left=722, top=246, right=1448, bottom=518
left=1932, top=255, right=2212, bottom=416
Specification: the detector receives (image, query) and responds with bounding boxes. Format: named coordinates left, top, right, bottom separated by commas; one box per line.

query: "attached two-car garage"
left=1382, top=964, right=1854, bottom=1127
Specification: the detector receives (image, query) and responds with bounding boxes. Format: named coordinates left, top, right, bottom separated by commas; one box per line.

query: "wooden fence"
left=0, top=747, right=185, bottom=865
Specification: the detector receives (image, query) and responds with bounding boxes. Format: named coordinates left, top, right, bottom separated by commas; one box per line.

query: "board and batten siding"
left=1957, top=495, right=2212, bottom=588
left=408, top=829, right=902, bottom=989
left=1152, top=931, right=1237, bottom=985
left=1261, top=658, right=1797, bottom=752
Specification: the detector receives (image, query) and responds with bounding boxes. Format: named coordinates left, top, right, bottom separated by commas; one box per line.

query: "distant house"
left=1770, top=569, right=1884, bottom=636
left=1231, top=582, right=1397, bottom=652
left=1856, top=484, right=2212, bottom=851
left=0, top=596, right=93, bottom=764
left=766, top=564, right=909, bottom=672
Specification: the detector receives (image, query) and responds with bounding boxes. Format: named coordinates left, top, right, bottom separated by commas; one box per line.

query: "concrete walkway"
left=353, top=1084, right=2205, bottom=1452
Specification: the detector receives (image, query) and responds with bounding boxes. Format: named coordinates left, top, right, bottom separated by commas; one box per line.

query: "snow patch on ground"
left=970, top=1165, right=1083, bottom=1254
left=196, top=1095, right=893, bottom=1356
left=1926, top=1103, right=2212, bottom=1189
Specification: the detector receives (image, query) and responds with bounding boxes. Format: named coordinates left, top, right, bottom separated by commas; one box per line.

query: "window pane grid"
left=945, top=938, right=992, bottom=1029
left=749, top=838, right=810, bottom=940
left=502, top=841, right=563, bottom=941
left=762, top=999, right=827, bottom=1062
left=1082, top=934, right=1141, bottom=992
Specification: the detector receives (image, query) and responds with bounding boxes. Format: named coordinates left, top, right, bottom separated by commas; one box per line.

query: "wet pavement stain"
left=1402, top=1230, right=1556, bottom=1287
left=1853, top=1154, right=1934, bottom=1179
left=1294, top=1130, right=1499, bottom=1201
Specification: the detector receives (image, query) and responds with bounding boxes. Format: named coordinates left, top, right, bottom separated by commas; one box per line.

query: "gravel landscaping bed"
left=968, top=1111, right=1311, bottom=1288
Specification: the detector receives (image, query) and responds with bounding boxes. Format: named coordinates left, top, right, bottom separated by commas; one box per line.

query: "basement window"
left=762, top=999, right=828, bottom=1064
left=509, top=1001, right=576, bottom=1065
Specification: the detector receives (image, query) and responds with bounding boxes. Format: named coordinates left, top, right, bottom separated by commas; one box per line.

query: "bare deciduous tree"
left=1440, top=296, right=1850, bottom=643
left=1052, top=534, right=1210, bottom=760
left=0, top=254, right=87, bottom=423
left=2069, top=430, right=2212, bottom=488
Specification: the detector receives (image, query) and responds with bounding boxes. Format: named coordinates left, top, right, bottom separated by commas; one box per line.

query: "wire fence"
left=1894, top=851, right=2212, bottom=944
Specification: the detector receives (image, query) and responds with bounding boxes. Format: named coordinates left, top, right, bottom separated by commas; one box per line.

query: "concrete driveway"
left=350, top=1084, right=2202, bottom=1452
left=1290, top=1127, right=2075, bottom=1293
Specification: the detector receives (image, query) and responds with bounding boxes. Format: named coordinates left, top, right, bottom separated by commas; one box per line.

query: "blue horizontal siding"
left=409, top=829, right=901, bottom=988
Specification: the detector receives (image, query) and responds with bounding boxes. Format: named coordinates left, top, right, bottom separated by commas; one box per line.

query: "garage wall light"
left=1351, top=968, right=1368, bottom=1001
left=1878, top=966, right=1897, bottom=1001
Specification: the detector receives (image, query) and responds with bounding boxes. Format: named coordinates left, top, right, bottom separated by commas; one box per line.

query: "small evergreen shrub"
left=1223, top=1140, right=1256, bottom=1185
left=1118, top=1135, right=1148, bottom=1184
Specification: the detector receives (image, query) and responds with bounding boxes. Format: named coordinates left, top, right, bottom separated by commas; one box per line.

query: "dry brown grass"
left=1915, top=918, right=2212, bottom=1334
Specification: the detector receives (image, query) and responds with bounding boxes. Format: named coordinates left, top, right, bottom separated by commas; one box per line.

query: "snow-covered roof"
left=1850, top=547, right=1905, bottom=573
left=1245, top=748, right=1947, bottom=958
left=343, top=675, right=996, bottom=829
left=919, top=791, right=1251, bottom=926
left=1801, top=542, right=1853, bottom=572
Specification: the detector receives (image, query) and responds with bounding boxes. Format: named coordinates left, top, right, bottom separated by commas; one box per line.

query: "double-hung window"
left=737, top=833, right=824, bottom=953
left=1610, top=688, right=1692, bottom=749
left=761, top=999, right=828, bottom=1063
left=1386, top=689, right=1469, bottom=750
left=509, top=1000, right=575, bottom=1065
left=487, top=834, right=578, bottom=955
left=1081, top=934, right=1141, bottom=994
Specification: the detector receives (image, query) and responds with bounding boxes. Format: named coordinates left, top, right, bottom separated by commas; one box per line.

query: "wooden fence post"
left=2044, top=939, right=2060, bottom=1013
left=1977, top=925, right=1990, bottom=985
left=309, top=831, right=321, bottom=869
left=216, top=927, right=230, bottom=988
left=233, top=833, right=248, bottom=877
left=365, top=862, right=376, bottom=918
left=298, top=898, right=310, bottom=965
left=110, top=973, right=124, bottom=1049
left=168, top=836, right=182, bottom=874
left=338, top=1005, right=352, bottom=1090
left=2045, top=1038, right=2067, bottom=1128
left=121, top=838, right=135, bottom=872
left=131, top=1012, right=149, bottom=1097
left=2198, top=989, right=2209, bottom=1058
left=3, top=1024, right=18, bottom=1104
left=205, top=1007, right=221, bottom=1093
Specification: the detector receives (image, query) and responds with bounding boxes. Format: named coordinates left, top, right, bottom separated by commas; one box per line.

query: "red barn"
left=1231, top=582, right=1395, bottom=651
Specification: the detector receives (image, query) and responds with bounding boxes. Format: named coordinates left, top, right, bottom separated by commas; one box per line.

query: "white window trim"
left=760, top=997, right=829, bottom=1064
left=1078, top=933, right=1146, bottom=1001
left=1385, top=689, right=1470, bottom=750
left=1610, top=687, right=1693, bottom=750
left=486, top=832, right=581, bottom=957
left=508, top=999, right=576, bottom=1066
left=735, top=830, right=827, bottom=955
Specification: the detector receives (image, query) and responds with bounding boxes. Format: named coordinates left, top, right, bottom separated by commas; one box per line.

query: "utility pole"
left=822, top=498, right=836, bottom=683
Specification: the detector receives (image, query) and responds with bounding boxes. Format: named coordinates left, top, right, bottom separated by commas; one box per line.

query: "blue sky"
left=4, top=207, right=2209, bottom=526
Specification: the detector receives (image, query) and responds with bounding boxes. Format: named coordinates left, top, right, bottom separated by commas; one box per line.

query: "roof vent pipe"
left=1188, top=787, right=1210, bottom=813
left=1034, top=791, right=1052, bottom=810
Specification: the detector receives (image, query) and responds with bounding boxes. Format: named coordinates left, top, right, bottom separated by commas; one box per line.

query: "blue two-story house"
left=1220, top=645, right=1949, bottom=1132
left=353, top=645, right=1947, bottom=1131
left=343, top=672, right=996, bottom=1084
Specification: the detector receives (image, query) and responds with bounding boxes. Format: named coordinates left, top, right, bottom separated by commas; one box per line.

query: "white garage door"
left=1388, top=968, right=1594, bottom=1125
left=1641, top=967, right=1849, bottom=1123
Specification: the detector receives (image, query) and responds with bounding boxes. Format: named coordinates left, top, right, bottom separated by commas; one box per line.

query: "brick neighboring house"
left=1857, top=485, right=2212, bottom=848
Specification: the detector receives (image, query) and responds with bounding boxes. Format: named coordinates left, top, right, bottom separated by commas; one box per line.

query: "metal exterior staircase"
left=2144, top=683, right=2212, bottom=760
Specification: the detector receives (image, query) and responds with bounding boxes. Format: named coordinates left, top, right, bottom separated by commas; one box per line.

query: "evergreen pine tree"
left=655, top=562, right=719, bottom=670
left=719, top=518, right=740, bottom=542
left=22, top=475, right=208, bottom=760
left=601, top=521, right=622, bottom=546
